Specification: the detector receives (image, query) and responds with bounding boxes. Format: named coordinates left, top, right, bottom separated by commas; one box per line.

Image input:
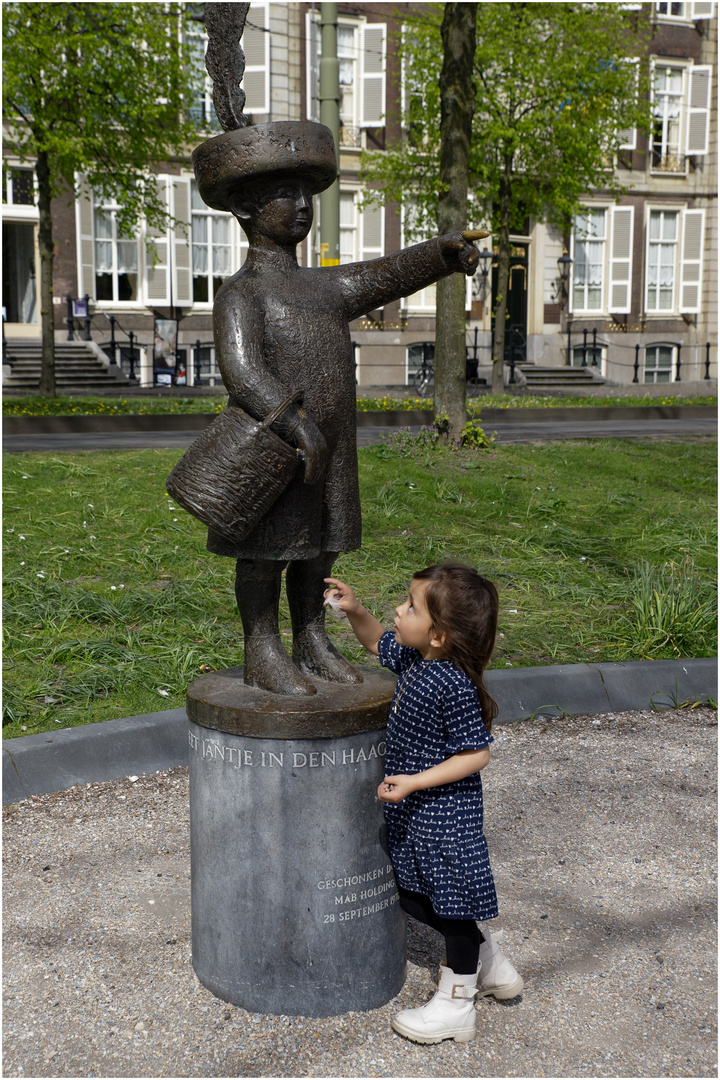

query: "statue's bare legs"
left=235, top=554, right=362, bottom=695
left=235, top=558, right=317, bottom=696
left=287, top=552, right=363, bottom=685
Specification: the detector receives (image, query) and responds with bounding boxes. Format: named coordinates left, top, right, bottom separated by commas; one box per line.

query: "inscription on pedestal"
left=189, top=729, right=386, bottom=770
left=317, top=863, right=399, bottom=924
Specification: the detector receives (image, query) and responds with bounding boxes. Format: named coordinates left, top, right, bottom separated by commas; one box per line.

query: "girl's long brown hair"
left=414, top=562, right=499, bottom=731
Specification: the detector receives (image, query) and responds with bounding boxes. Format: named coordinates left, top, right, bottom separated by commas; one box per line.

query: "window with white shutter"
left=617, top=59, right=639, bottom=151
left=77, top=181, right=96, bottom=299
left=172, top=178, right=193, bottom=306
left=686, top=66, right=712, bottom=155
left=361, top=202, right=384, bottom=262
left=691, top=1, right=715, bottom=17
left=243, top=2, right=269, bottom=116
left=608, top=205, right=634, bottom=314
left=145, top=177, right=171, bottom=306
left=361, top=23, right=386, bottom=127
left=306, top=12, right=321, bottom=122
left=679, top=208, right=705, bottom=313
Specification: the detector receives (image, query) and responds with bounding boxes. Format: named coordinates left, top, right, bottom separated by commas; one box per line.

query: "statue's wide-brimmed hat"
left=192, top=121, right=337, bottom=213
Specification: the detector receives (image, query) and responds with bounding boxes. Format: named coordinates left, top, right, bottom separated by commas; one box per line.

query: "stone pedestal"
left=186, top=665, right=406, bottom=1017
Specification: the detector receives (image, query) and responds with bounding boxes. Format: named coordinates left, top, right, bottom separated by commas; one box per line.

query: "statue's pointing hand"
left=440, top=229, right=490, bottom=277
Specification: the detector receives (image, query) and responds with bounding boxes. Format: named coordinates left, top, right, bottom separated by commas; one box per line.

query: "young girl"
left=324, top=561, right=523, bottom=1044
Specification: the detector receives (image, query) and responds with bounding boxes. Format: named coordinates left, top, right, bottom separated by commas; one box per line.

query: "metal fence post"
left=633, top=343, right=640, bottom=383
left=675, top=343, right=682, bottom=383
left=109, top=316, right=117, bottom=365
left=194, top=339, right=201, bottom=386
left=705, top=341, right=711, bottom=380
left=128, top=331, right=136, bottom=380
left=83, top=295, right=92, bottom=341
left=66, top=296, right=74, bottom=341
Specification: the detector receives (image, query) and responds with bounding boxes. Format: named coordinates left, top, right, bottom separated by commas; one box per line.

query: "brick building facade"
left=2, top=1, right=716, bottom=390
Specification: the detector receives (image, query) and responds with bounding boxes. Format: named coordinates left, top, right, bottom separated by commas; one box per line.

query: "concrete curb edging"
left=2, top=404, right=715, bottom=436
left=3, top=657, right=716, bottom=805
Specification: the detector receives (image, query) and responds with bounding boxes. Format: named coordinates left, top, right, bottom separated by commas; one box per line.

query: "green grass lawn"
left=3, top=391, right=716, bottom=416
left=3, top=437, right=716, bottom=738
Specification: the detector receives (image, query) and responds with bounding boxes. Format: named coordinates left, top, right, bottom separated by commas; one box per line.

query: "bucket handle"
left=259, top=390, right=304, bottom=431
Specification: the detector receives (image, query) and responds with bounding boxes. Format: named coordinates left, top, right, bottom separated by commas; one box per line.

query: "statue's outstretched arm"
left=333, top=234, right=480, bottom=323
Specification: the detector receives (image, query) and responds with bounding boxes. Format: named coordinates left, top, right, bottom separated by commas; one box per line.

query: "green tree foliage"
left=3, top=2, right=199, bottom=395
left=362, top=2, right=652, bottom=392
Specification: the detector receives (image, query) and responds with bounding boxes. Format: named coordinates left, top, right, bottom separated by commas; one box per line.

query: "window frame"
left=650, top=60, right=690, bottom=175
left=92, top=193, right=142, bottom=306
left=645, top=206, right=681, bottom=314
left=188, top=1, right=269, bottom=130
left=643, top=343, right=677, bottom=384
left=570, top=206, right=609, bottom=315
left=190, top=180, right=245, bottom=307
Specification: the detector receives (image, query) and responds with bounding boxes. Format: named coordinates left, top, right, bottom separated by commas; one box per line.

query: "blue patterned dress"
left=378, top=631, right=498, bottom=920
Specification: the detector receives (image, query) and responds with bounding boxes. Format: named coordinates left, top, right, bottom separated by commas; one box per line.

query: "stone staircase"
left=518, top=364, right=605, bottom=390
left=2, top=341, right=135, bottom=395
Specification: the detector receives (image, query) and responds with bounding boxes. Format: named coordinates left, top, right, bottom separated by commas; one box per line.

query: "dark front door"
left=491, top=243, right=528, bottom=365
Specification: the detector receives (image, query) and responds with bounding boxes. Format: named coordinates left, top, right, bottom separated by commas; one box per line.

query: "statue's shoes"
left=244, top=639, right=318, bottom=696
left=293, top=628, right=364, bottom=684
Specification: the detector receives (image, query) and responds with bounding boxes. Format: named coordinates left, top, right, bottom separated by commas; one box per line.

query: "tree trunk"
left=491, top=174, right=511, bottom=394
left=36, top=149, right=56, bottom=397
left=434, top=1, right=477, bottom=435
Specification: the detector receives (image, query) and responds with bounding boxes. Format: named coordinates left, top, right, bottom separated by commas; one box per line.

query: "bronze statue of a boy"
left=190, top=121, right=479, bottom=696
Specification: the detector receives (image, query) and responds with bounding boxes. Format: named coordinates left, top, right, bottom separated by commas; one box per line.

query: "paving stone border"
left=3, top=657, right=715, bottom=805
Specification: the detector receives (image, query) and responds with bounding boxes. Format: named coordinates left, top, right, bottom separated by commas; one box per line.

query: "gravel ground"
left=3, top=707, right=717, bottom=1079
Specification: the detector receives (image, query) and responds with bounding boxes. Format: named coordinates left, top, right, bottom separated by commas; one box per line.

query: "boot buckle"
left=451, top=984, right=473, bottom=999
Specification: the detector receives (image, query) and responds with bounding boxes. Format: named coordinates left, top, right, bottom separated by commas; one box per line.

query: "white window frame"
left=570, top=207, right=609, bottom=315
left=650, top=61, right=690, bottom=174
left=188, top=1, right=268, bottom=128
left=189, top=180, right=245, bottom=307
left=91, top=192, right=143, bottom=307
left=644, top=205, right=704, bottom=316
left=645, top=207, right=680, bottom=314
left=2, top=164, right=38, bottom=215
left=399, top=208, right=436, bottom=313
left=570, top=205, right=635, bottom=316
left=617, top=58, right=640, bottom=151
left=654, top=2, right=694, bottom=20
left=306, top=14, right=385, bottom=136
left=653, top=1, right=715, bottom=18
left=644, top=343, right=677, bottom=384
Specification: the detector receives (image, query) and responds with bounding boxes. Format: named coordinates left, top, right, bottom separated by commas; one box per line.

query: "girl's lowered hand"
left=377, top=775, right=416, bottom=804
left=323, top=577, right=360, bottom=614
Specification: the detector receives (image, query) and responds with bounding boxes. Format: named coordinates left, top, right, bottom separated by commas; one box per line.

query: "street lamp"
left=477, top=246, right=493, bottom=302
left=553, top=249, right=573, bottom=365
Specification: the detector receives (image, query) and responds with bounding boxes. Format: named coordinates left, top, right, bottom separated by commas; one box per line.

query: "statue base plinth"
left=186, top=666, right=406, bottom=1017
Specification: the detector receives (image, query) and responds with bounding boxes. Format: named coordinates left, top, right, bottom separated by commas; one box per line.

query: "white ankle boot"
left=391, top=963, right=479, bottom=1044
left=476, top=927, right=524, bottom=999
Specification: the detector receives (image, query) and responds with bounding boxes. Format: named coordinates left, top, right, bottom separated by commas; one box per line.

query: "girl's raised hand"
left=323, top=577, right=360, bottom=614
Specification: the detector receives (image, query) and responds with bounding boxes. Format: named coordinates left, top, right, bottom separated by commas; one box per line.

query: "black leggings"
left=398, top=887, right=483, bottom=975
